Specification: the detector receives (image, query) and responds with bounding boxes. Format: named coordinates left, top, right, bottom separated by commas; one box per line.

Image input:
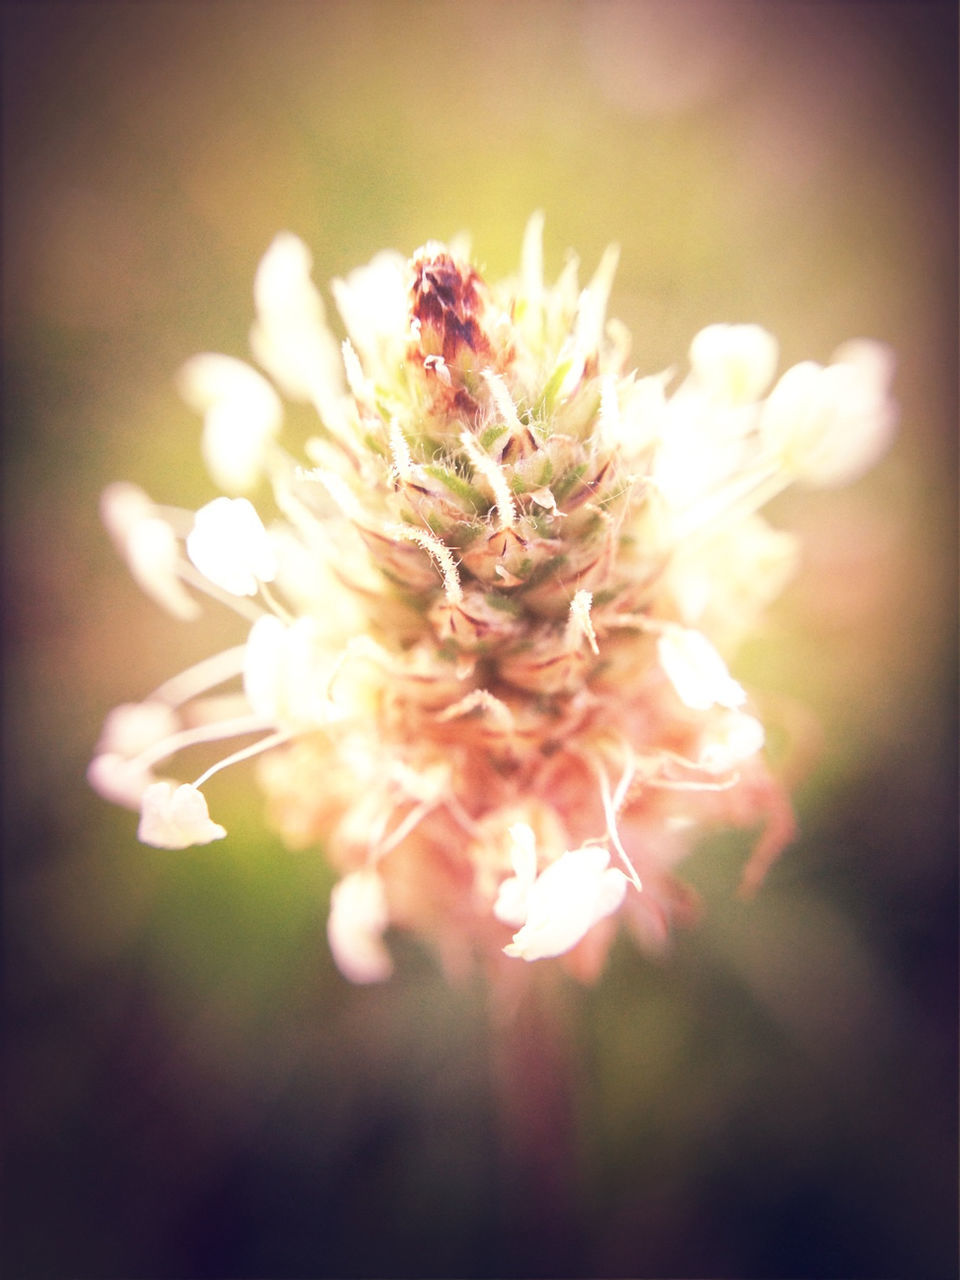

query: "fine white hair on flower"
left=327, top=868, right=394, bottom=983
left=138, top=781, right=227, bottom=849
left=656, top=626, right=746, bottom=711
left=503, top=843, right=628, bottom=962
left=186, top=497, right=278, bottom=597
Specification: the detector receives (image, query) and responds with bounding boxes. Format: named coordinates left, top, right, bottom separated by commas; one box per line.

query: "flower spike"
left=92, top=217, right=896, bottom=981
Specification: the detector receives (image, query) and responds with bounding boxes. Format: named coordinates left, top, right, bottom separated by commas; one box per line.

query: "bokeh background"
left=3, top=2, right=956, bottom=1277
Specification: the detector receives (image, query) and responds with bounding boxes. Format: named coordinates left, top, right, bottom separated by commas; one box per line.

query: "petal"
left=138, top=782, right=227, bottom=849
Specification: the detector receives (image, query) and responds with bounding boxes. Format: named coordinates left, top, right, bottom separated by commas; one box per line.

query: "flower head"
left=92, top=217, right=896, bottom=981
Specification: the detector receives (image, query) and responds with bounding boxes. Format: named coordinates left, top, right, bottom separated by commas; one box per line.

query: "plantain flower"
left=91, top=217, right=896, bottom=981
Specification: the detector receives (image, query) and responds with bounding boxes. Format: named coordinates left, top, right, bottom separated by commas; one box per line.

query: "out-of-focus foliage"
left=4, top=3, right=956, bottom=1277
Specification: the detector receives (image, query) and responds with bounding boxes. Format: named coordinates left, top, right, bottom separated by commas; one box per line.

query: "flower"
left=91, top=217, right=896, bottom=982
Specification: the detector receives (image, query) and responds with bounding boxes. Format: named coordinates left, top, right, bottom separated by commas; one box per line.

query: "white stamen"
left=372, top=798, right=436, bottom=860
left=150, top=646, right=249, bottom=708
left=130, top=713, right=279, bottom=775
left=657, top=626, right=746, bottom=711
left=503, top=842, right=628, bottom=961
left=191, top=729, right=293, bottom=790
left=688, top=323, right=779, bottom=405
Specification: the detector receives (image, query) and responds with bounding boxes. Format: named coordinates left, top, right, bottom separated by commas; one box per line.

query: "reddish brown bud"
left=411, top=249, right=492, bottom=366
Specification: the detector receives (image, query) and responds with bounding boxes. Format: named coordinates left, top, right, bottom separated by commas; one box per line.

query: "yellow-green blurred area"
left=3, top=2, right=956, bottom=1276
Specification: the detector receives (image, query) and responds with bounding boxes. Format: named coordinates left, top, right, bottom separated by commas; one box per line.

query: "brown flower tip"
left=410, top=247, right=492, bottom=366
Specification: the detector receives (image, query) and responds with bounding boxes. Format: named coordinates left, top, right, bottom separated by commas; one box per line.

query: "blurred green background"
left=3, top=2, right=956, bottom=1277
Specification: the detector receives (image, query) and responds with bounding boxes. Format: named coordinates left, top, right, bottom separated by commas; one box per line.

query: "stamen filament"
left=178, top=561, right=265, bottom=622
left=259, top=580, right=295, bottom=624
left=371, top=799, right=436, bottom=861
left=134, top=714, right=279, bottom=773
left=647, top=772, right=740, bottom=793
left=595, top=763, right=643, bottom=893
left=192, top=729, right=293, bottom=790
left=150, top=645, right=248, bottom=707
left=671, top=463, right=787, bottom=543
